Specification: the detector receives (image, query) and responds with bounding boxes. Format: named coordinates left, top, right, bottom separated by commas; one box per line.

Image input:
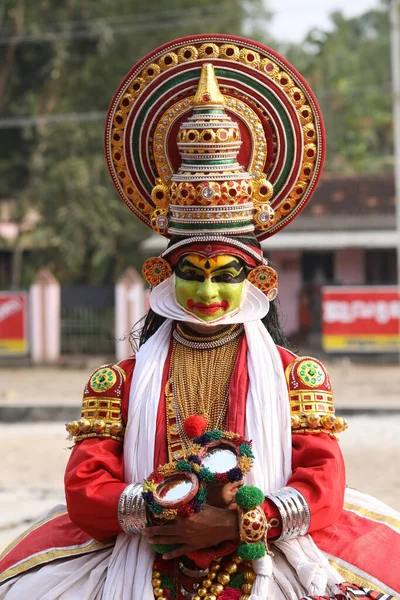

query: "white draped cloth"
left=1, top=319, right=345, bottom=600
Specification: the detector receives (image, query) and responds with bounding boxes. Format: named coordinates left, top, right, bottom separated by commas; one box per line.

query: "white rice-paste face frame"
left=150, top=275, right=270, bottom=326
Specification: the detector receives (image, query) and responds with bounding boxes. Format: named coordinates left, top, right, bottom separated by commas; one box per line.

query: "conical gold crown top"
left=193, top=63, right=225, bottom=106
left=150, top=62, right=274, bottom=237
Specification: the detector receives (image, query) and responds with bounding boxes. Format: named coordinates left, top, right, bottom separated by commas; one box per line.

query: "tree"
left=0, top=0, right=271, bottom=287
left=283, top=2, right=393, bottom=174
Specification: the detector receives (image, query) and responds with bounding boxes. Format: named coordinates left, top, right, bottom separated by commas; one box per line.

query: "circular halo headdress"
left=105, top=34, right=325, bottom=244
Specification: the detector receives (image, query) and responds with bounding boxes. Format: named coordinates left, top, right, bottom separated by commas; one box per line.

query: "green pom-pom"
left=150, top=502, right=164, bottom=516
left=196, top=487, right=207, bottom=503
left=151, top=542, right=179, bottom=554
left=229, top=571, right=245, bottom=588
left=235, top=485, right=265, bottom=510
left=160, top=573, right=175, bottom=594
left=238, top=541, right=266, bottom=560
left=198, top=467, right=216, bottom=483
left=176, top=460, right=192, bottom=472
left=206, top=429, right=223, bottom=441
left=239, top=442, right=254, bottom=458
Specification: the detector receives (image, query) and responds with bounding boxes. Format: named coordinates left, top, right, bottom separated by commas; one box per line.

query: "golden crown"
left=150, top=63, right=274, bottom=237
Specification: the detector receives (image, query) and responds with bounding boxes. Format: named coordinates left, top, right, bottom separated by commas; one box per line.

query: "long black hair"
left=130, top=235, right=290, bottom=351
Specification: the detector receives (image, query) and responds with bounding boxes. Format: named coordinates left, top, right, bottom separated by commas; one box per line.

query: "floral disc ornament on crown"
left=105, top=34, right=325, bottom=242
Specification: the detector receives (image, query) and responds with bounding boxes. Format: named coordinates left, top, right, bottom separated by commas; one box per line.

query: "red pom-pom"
left=215, top=472, right=227, bottom=485
left=148, top=471, right=164, bottom=483
left=183, top=415, right=208, bottom=438
left=178, top=503, right=195, bottom=518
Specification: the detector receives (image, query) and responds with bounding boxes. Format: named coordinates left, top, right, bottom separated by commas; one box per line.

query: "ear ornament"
left=247, top=265, right=278, bottom=301
left=142, top=257, right=172, bottom=287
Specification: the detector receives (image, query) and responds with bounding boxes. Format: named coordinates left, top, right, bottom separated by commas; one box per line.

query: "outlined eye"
left=215, top=272, right=235, bottom=282
left=185, top=269, right=202, bottom=278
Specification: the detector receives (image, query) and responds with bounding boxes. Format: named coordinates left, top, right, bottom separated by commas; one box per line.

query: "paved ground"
left=0, top=361, right=399, bottom=553
left=2, top=359, right=399, bottom=409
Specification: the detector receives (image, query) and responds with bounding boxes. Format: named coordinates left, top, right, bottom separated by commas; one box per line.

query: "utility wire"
left=0, top=0, right=378, bottom=35
left=0, top=79, right=393, bottom=130
left=0, top=5, right=234, bottom=33
left=0, top=111, right=106, bottom=129
left=0, top=5, right=243, bottom=45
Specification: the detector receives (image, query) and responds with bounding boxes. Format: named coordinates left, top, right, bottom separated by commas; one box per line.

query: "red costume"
left=1, top=34, right=399, bottom=600
left=1, top=345, right=398, bottom=595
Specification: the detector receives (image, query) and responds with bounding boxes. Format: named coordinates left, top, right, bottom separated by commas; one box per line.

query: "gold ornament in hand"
left=238, top=506, right=268, bottom=543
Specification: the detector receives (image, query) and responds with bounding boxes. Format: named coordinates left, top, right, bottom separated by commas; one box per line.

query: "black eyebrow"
left=179, top=258, right=203, bottom=270
left=179, top=258, right=243, bottom=272
left=212, top=259, right=243, bottom=273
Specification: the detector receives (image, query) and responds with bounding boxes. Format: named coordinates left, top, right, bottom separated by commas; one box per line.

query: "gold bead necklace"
left=151, top=553, right=255, bottom=600
left=170, top=324, right=243, bottom=449
left=175, top=322, right=240, bottom=344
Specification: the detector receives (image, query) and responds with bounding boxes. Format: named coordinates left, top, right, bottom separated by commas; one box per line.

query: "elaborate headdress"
left=105, top=35, right=325, bottom=302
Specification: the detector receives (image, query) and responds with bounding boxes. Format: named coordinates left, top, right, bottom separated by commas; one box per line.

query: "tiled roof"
left=292, top=175, right=396, bottom=231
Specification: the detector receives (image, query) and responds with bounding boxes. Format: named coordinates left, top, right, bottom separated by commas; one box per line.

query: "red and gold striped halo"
left=105, top=34, right=325, bottom=242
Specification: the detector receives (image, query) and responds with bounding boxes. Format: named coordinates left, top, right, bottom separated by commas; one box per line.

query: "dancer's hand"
left=206, top=480, right=243, bottom=508
left=143, top=504, right=239, bottom=559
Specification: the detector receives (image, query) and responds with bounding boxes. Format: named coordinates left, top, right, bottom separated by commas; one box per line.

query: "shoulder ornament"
left=66, top=363, right=126, bottom=443
left=285, top=356, right=348, bottom=437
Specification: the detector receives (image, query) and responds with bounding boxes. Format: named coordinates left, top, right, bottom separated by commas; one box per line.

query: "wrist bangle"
left=118, top=483, right=147, bottom=535
left=266, top=486, right=311, bottom=541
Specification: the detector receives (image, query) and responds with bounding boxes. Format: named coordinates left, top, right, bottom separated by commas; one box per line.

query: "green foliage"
left=0, top=0, right=394, bottom=285
left=0, top=0, right=270, bottom=286
left=283, top=3, right=393, bottom=174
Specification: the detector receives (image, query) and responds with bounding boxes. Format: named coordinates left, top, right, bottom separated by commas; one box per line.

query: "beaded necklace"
left=151, top=553, right=256, bottom=600
left=166, top=324, right=243, bottom=461
left=173, top=323, right=243, bottom=349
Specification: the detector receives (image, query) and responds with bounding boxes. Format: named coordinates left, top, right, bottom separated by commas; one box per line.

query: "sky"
left=267, top=0, right=382, bottom=42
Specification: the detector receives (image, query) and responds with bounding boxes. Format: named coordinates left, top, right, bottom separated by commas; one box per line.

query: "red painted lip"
left=187, top=300, right=229, bottom=314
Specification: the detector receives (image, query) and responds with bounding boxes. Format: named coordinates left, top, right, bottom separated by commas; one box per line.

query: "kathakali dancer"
left=1, top=35, right=399, bottom=600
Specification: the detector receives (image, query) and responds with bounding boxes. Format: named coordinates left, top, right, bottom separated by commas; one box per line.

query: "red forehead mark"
left=205, top=274, right=211, bottom=279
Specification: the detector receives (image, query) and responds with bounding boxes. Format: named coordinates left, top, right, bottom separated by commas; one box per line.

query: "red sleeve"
left=65, top=438, right=126, bottom=540
left=64, top=358, right=134, bottom=541
left=262, top=432, right=346, bottom=539
left=288, top=432, right=346, bottom=531
left=262, top=348, right=346, bottom=539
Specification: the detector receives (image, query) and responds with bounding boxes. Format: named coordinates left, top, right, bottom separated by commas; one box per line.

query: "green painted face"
left=174, top=253, right=246, bottom=322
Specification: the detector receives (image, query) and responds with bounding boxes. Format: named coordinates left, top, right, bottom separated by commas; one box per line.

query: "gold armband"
left=66, top=364, right=126, bottom=442
left=285, top=357, right=348, bottom=437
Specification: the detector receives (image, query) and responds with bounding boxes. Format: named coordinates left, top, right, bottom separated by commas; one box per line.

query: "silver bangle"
left=267, top=486, right=311, bottom=541
left=118, top=483, right=147, bottom=535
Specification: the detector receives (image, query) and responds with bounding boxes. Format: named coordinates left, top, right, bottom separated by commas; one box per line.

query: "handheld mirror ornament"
left=186, top=429, right=254, bottom=485
left=155, top=473, right=197, bottom=507
left=142, top=461, right=206, bottom=524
